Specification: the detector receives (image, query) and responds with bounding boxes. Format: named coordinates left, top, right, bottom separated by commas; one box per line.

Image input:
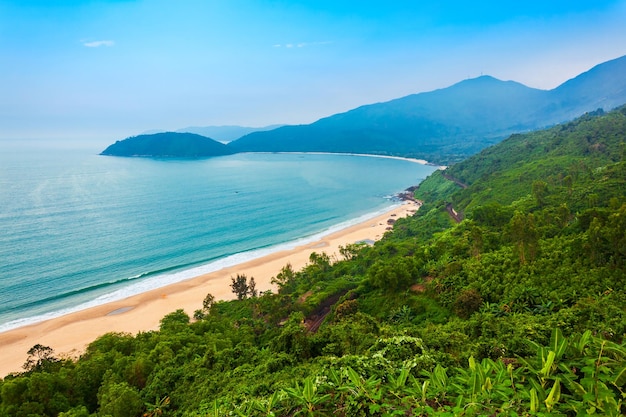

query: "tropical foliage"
left=1, top=107, right=625, bottom=416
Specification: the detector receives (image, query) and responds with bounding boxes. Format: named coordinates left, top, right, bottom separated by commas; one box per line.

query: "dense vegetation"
left=2, top=107, right=625, bottom=416
left=101, top=133, right=235, bottom=158
left=143, top=126, right=285, bottom=144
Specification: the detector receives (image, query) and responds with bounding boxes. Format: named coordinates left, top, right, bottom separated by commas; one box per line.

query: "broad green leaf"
left=541, top=350, right=556, bottom=378
left=561, top=373, right=587, bottom=398
left=268, top=390, right=281, bottom=408
left=390, top=367, right=410, bottom=391
left=602, top=341, right=626, bottom=359
left=470, top=370, right=481, bottom=399
left=483, top=376, right=493, bottom=392
left=328, top=368, right=341, bottom=386
left=283, top=386, right=303, bottom=401
left=469, top=356, right=477, bottom=371
left=530, top=388, right=539, bottom=413
left=421, top=380, right=430, bottom=403
left=613, top=365, right=626, bottom=387
left=345, top=367, right=362, bottom=388
left=303, top=378, right=314, bottom=403
left=528, top=378, right=546, bottom=399
left=545, top=378, right=561, bottom=411
left=432, top=364, right=448, bottom=389
left=550, top=328, right=568, bottom=359
left=577, top=330, right=593, bottom=354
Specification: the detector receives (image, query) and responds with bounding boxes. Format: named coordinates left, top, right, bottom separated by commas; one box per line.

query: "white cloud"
left=297, top=41, right=333, bottom=48
left=82, top=40, right=115, bottom=48
left=273, top=41, right=333, bottom=48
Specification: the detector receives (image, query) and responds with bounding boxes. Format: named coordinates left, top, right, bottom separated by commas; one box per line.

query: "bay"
left=0, top=141, right=436, bottom=332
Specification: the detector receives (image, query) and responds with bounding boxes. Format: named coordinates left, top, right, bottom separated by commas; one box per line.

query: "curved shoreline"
left=0, top=203, right=403, bottom=335
left=249, top=151, right=447, bottom=169
left=0, top=201, right=421, bottom=378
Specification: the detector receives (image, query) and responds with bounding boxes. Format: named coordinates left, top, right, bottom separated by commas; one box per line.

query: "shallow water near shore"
left=0, top=141, right=436, bottom=332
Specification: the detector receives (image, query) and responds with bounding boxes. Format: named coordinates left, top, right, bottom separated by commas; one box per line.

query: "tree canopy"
left=2, top=107, right=625, bottom=416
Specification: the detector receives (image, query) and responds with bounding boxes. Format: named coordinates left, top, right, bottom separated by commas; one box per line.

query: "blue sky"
left=2, top=0, right=626, bottom=141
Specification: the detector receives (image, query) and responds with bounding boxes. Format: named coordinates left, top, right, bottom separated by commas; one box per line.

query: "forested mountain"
left=102, top=56, right=626, bottom=163
left=100, top=132, right=235, bottom=158
left=229, top=55, right=626, bottom=163
left=549, top=55, right=626, bottom=121
left=175, top=125, right=284, bottom=143
left=142, top=125, right=285, bottom=143
left=3, top=107, right=625, bottom=416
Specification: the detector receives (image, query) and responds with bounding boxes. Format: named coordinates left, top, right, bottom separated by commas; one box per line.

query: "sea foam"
left=1, top=150, right=436, bottom=334
left=0, top=203, right=400, bottom=334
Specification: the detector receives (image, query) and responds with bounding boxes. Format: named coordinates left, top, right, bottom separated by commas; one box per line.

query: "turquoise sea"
left=0, top=140, right=437, bottom=332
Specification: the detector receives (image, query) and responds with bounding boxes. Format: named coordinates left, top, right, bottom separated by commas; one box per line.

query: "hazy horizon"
left=2, top=0, right=626, bottom=141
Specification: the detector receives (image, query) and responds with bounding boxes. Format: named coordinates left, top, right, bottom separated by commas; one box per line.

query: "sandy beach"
left=0, top=201, right=420, bottom=378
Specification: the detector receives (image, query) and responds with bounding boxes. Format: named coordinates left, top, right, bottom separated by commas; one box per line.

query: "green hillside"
left=2, top=108, right=625, bottom=416
left=100, top=132, right=235, bottom=158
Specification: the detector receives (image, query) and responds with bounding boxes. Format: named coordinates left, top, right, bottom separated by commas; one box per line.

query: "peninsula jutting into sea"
left=102, top=55, right=626, bottom=164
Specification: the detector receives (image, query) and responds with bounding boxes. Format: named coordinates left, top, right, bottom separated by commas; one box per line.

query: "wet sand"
left=0, top=201, right=420, bottom=377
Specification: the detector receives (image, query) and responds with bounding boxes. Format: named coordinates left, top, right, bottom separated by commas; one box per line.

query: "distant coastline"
left=248, top=151, right=447, bottom=169
left=99, top=133, right=448, bottom=169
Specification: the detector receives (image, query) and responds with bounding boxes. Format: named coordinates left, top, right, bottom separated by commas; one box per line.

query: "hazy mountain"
left=142, top=125, right=285, bottom=143
left=100, top=132, right=235, bottom=157
left=105, top=56, right=626, bottom=162
left=229, top=55, right=626, bottom=163
left=543, top=55, right=626, bottom=123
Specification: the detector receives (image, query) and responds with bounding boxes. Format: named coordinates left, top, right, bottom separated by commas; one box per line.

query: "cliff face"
left=100, top=132, right=235, bottom=158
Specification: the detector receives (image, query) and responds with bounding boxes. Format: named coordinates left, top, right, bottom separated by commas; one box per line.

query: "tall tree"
left=510, top=211, right=539, bottom=264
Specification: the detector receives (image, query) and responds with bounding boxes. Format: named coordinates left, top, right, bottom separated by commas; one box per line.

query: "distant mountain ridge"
left=103, top=55, right=626, bottom=163
left=142, top=125, right=284, bottom=143
left=228, top=55, right=626, bottom=163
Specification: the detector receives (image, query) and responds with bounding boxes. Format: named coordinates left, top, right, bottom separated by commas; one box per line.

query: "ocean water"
left=0, top=140, right=437, bottom=332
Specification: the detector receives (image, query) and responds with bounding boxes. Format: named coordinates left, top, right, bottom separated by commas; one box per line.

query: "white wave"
left=0, top=203, right=401, bottom=334
left=247, top=151, right=446, bottom=169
